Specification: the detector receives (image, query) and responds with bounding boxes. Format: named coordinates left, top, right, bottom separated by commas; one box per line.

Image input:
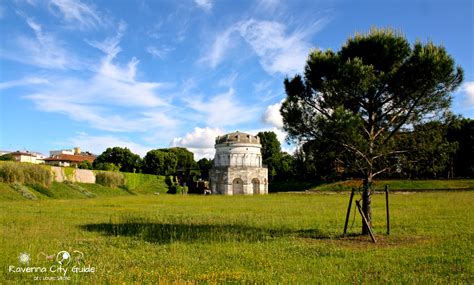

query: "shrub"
left=0, top=161, right=52, bottom=186
left=94, top=162, right=121, bottom=172
left=165, top=176, right=173, bottom=187
left=64, top=181, right=96, bottom=197
left=167, top=183, right=179, bottom=194
left=0, top=154, right=15, bottom=161
left=11, top=183, right=38, bottom=200
left=29, top=184, right=54, bottom=197
left=95, top=171, right=125, bottom=188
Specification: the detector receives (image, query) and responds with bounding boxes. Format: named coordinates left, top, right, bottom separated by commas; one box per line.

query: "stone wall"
left=50, top=166, right=96, bottom=183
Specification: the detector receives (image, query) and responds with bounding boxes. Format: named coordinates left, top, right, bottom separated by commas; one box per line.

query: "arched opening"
left=232, top=178, right=244, bottom=195
left=252, top=178, right=260, bottom=194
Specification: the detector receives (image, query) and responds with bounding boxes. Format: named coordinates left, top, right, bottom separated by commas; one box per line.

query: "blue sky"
left=0, top=0, right=473, bottom=159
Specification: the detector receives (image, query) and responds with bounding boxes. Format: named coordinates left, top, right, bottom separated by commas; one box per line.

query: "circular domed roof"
left=216, top=131, right=260, bottom=145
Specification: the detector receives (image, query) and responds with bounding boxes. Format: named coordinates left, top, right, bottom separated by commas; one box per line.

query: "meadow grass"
left=302, top=179, right=474, bottom=192
left=0, top=191, right=472, bottom=283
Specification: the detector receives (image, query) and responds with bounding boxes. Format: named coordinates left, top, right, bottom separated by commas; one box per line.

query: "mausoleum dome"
left=215, top=131, right=260, bottom=145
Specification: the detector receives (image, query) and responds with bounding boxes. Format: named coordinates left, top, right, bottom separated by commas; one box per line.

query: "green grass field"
left=272, top=179, right=474, bottom=192
left=1, top=186, right=472, bottom=283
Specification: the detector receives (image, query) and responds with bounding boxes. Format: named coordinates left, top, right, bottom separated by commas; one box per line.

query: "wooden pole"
left=385, top=185, right=390, bottom=235
left=355, top=200, right=376, bottom=243
left=343, top=188, right=355, bottom=235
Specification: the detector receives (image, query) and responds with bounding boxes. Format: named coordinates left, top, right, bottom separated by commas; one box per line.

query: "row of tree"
left=288, top=117, right=473, bottom=181
left=92, top=147, right=213, bottom=178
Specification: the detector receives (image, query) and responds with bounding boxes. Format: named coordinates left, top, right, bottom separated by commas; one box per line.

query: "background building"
left=45, top=147, right=96, bottom=167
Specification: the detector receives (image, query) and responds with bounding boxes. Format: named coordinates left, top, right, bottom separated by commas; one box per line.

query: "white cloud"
left=146, top=45, right=173, bottom=59
left=0, top=77, right=49, bottom=90
left=201, top=18, right=328, bottom=74
left=68, top=132, right=151, bottom=157
left=462, top=81, right=474, bottom=106
left=170, top=127, right=224, bottom=159
left=49, top=0, right=103, bottom=29
left=262, top=100, right=284, bottom=129
left=183, top=88, right=260, bottom=127
left=194, top=0, right=212, bottom=12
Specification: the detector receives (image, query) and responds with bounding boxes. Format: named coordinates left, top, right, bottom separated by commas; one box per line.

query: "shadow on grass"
left=80, top=221, right=330, bottom=244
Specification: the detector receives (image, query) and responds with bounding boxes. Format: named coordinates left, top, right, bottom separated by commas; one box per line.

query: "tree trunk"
left=362, top=176, right=372, bottom=235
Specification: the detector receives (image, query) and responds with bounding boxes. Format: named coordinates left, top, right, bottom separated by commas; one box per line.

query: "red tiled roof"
left=44, top=154, right=96, bottom=163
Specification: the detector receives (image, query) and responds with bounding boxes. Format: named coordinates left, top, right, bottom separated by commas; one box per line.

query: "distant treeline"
left=286, top=117, right=474, bottom=181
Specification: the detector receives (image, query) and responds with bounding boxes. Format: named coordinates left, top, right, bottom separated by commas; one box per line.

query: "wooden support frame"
left=355, top=200, right=376, bottom=243
left=385, top=185, right=390, bottom=235
left=343, top=188, right=355, bottom=236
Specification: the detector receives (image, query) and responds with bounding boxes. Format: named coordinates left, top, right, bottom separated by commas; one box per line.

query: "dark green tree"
left=160, top=147, right=195, bottom=171
left=0, top=154, right=15, bottom=161
left=257, top=132, right=281, bottom=161
left=78, top=160, right=93, bottom=170
left=281, top=28, right=463, bottom=234
left=397, top=121, right=458, bottom=179
left=257, top=131, right=282, bottom=180
left=94, top=147, right=142, bottom=173
left=142, top=150, right=178, bottom=175
left=197, top=158, right=213, bottom=180
left=447, top=117, right=474, bottom=177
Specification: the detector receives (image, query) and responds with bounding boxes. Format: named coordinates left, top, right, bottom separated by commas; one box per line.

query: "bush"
left=63, top=181, right=96, bottom=197
left=11, top=183, right=38, bottom=200
left=94, top=162, right=121, bottom=172
left=0, top=154, right=15, bottom=161
left=167, top=183, right=179, bottom=194
left=0, top=161, right=52, bottom=186
left=165, top=176, right=173, bottom=187
left=95, top=171, right=125, bottom=188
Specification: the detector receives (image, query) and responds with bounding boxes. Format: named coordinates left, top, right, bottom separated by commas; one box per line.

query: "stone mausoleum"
left=209, top=131, right=268, bottom=195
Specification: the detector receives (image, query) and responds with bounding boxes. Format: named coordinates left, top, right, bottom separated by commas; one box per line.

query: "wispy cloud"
left=200, top=18, right=328, bottom=75
left=183, top=88, right=260, bottom=127
left=146, top=45, right=174, bottom=60
left=199, top=28, right=235, bottom=68
left=49, top=0, right=103, bottom=29
left=22, top=23, right=178, bottom=132
left=0, top=77, right=49, bottom=90
left=217, top=72, right=238, bottom=88
left=194, top=0, right=213, bottom=12
left=2, top=17, right=76, bottom=69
